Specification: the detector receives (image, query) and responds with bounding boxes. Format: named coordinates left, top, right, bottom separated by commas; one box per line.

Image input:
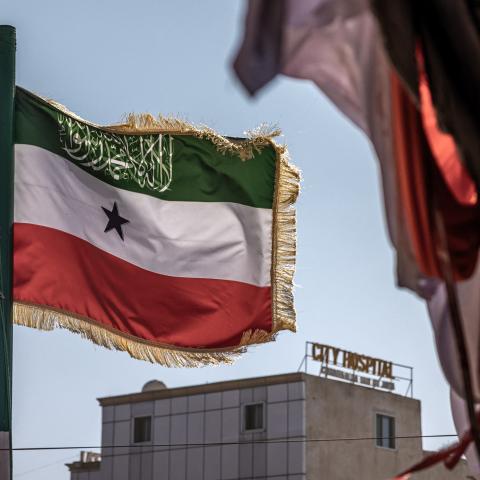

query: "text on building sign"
left=312, top=343, right=393, bottom=379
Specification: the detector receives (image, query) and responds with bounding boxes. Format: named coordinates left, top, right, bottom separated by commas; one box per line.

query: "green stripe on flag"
left=15, top=87, right=276, bottom=209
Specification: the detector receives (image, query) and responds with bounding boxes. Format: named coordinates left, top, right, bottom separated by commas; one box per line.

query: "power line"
left=7, top=433, right=459, bottom=452
left=14, top=454, right=78, bottom=478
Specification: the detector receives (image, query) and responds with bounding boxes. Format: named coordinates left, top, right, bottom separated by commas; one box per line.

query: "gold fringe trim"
left=116, top=114, right=281, bottom=161
left=13, top=302, right=275, bottom=368
left=270, top=142, right=300, bottom=334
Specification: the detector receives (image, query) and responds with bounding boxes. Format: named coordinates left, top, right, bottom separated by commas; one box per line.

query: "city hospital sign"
left=311, top=343, right=395, bottom=391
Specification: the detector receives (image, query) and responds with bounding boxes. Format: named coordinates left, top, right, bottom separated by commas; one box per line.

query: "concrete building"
left=67, top=372, right=473, bottom=480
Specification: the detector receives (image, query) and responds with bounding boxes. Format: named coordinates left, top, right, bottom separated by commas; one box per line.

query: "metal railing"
left=297, top=342, right=414, bottom=397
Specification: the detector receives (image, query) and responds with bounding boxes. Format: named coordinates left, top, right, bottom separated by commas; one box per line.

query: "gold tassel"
left=270, top=143, right=300, bottom=334
left=112, top=114, right=281, bottom=161
left=13, top=302, right=277, bottom=368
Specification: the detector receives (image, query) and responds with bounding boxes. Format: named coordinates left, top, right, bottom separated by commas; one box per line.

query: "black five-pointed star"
left=102, top=202, right=129, bottom=241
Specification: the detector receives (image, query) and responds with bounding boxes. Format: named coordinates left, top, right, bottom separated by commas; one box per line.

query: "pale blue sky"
left=2, top=1, right=454, bottom=478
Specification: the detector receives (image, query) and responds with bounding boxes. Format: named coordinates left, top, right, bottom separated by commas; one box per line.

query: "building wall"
left=305, top=375, right=423, bottom=480
left=99, top=380, right=307, bottom=480
left=70, top=468, right=102, bottom=480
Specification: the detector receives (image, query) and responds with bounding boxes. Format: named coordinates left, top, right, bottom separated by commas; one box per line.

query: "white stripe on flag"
left=14, top=144, right=272, bottom=286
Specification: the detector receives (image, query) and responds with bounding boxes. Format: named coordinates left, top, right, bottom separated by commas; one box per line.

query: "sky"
left=2, top=1, right=456, bottom=478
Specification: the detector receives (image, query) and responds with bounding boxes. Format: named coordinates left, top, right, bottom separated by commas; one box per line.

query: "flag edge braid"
left=13, top=91, right=300, bottom=367
left=271, top=142, right=299, bottom=335
left=13, top=301, right=271, bottom=367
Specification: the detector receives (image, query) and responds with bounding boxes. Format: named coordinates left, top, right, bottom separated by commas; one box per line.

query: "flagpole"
left=0, top=25, right=16, bottom=480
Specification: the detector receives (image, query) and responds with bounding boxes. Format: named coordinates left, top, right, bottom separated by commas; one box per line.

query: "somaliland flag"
left=12, top=87, right=299, bottom=366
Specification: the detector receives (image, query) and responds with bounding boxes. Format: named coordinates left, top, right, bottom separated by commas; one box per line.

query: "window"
left=133, top=416, right=152, bottom=443
left=244, top=403, right=264, bottom=431
left=376, top=414, right=395, bottom=449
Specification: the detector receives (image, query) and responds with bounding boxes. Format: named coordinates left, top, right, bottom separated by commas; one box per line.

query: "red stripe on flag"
left=13, top=223, right=272, bottom=349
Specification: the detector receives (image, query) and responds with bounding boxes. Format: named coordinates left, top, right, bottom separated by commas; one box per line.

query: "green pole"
left=0, top=25, right=16, bottom=480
